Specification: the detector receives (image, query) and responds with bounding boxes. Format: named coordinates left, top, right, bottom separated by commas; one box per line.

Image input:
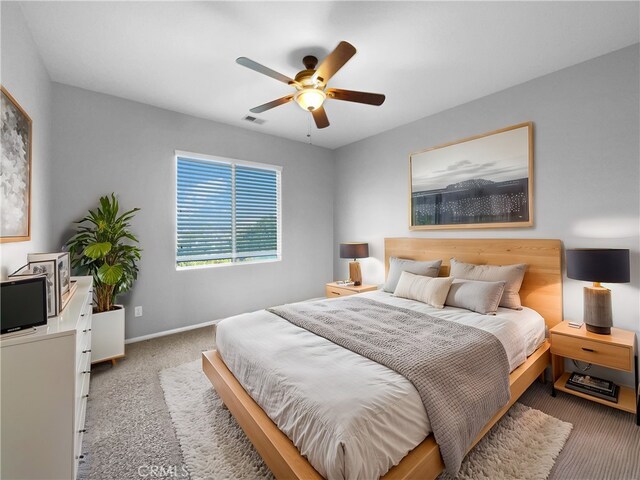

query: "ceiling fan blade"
left=326, top=88, right=386, bottom=106
left=311, top=106, right=330, bottom=129
left=313, top=41, right=356, bottom=84
left=250, top=95, right=294, bottom=114
left=236, top=57, right=296, bottom=86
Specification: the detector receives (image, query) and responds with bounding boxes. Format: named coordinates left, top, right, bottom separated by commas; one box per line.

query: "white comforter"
left=215, top=290, right=545, bottom=480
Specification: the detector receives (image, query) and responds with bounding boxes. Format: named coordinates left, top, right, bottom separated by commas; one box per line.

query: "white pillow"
left=383, top=257, right=442, bottom=293
left=393, top=271, right=454, bottom=309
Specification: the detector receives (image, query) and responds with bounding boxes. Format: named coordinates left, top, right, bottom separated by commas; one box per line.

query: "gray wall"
left=334, top=45, right=640, bottom=382
left=50, top=84, right=335, bottom=339
left=0, top=3, right=53, bottom=274
left=4, top=0, right=638, bottom=386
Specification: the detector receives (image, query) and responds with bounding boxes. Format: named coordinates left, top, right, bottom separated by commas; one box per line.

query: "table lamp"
left=566, top=248, right=630, bottom=334
left=340, top=243, right=369, bottom=286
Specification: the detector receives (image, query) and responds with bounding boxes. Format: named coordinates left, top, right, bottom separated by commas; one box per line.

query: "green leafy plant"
left=66, top=194, right=141, bottom=313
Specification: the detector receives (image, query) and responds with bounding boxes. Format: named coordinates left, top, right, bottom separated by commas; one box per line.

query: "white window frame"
left=175, top=150, right=282, bottom=270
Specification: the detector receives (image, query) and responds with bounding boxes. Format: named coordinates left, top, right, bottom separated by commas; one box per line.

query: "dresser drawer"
left=74, top=429, right=84, bottom=479
left=325, top=285, right=356, bottom=298
left=76, top=349, right=91, bottom=397
left=75, top=329, right=92, bottom=376
left=76, top=387, right=88, bottom=431
left=82, top=328, right=92, bottom=354
left=80, top=303, right=92, bottom=331
left=551, top=333, right=633, bottom=371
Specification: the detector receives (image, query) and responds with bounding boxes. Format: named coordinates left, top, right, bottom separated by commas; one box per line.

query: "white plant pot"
left=91, top=305, right=125, bottom=364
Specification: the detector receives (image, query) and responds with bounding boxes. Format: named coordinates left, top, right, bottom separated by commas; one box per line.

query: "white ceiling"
left=20, top=1, right=639, bottom=149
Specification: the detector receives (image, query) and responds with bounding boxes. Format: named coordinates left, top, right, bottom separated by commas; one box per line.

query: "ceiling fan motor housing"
left=295, top=69, right=323, bottom=87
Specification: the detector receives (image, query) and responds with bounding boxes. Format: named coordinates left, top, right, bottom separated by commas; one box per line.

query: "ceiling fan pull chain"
left=307, top=115, right=312, bottom=145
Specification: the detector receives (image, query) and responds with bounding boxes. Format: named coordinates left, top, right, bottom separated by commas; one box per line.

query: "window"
left=176, top=151, right=281, bottom=268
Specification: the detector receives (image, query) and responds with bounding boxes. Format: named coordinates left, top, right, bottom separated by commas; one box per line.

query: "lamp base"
left=583, top=285, right=612, bottom=335
left=585, top=324, right=612, bottom=335
left=349, top=261, right=362, bottom=286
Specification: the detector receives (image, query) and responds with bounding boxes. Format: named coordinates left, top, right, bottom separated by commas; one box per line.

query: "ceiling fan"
left=236, top=41, right=385, bottom=129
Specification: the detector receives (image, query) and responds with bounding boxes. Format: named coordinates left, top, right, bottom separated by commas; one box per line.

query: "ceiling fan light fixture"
left=294, top=88, right=326, bottom=112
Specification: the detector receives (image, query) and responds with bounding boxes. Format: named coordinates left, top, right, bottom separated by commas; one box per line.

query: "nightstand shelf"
left=550, top=321, right=638, bottom=424
left=325, top=282, right=377, bottom=298
left=553, top=372, right=637, bottom=414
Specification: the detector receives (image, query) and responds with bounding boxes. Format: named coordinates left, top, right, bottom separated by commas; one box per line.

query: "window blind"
left=176, top=154, right=281, bottom=267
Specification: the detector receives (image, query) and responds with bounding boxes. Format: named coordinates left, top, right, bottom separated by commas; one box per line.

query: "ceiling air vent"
left=243, top=115, right=265, bottom=125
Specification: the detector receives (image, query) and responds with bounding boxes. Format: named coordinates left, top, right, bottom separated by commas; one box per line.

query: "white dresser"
left=1, top=276, right=93, bottom=480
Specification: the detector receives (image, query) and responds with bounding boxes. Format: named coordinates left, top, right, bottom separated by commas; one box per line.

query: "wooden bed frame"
left=202, top=238, right=563, bottom=480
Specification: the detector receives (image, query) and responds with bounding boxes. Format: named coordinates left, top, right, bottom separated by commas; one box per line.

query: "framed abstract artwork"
left=1, top=86, right=32, bottom=242
left=409, top=122, right=533, bottom=230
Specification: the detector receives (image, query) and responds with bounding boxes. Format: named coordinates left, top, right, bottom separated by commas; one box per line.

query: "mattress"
left=215, top=290, right=546, bottom=480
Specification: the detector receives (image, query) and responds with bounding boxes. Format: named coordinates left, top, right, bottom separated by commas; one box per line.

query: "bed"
left=202, top=238, right=563, bottom=480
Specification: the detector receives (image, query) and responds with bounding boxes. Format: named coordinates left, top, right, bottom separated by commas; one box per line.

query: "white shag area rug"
left=160, top=360, right=572, bottom=480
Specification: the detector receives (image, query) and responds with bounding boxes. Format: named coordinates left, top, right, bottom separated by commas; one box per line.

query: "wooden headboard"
left=385, top=238, right=563, bottom=329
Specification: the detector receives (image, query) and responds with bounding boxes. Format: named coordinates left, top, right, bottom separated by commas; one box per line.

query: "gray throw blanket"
left=268, top=296, right=511, bottom=475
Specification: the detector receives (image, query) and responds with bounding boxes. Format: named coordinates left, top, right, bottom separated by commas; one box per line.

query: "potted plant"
left=66, top=194, right=141, bottom=365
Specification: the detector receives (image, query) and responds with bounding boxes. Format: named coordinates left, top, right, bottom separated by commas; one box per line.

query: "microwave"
left=1, top=276, right=48, bottom=334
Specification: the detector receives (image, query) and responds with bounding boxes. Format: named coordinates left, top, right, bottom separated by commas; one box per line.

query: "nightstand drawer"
left=551, top=333, right=632, bottom=371
left=325, top=286, right=355, bottom=298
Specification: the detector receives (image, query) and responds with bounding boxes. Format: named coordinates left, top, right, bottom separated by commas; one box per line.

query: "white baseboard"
left=125, top=319, right=217, bottom=344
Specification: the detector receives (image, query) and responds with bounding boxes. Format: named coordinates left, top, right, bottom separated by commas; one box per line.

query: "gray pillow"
left=449, top=258, right=527, bottom=310
left=383, top=257, right=442, bottom=293
left=445, top=279, right=506, bottom=315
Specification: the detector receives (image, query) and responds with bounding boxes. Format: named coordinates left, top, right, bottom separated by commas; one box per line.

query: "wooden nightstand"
left=325, top=282, right=377, bottom=298
left=550, top=321, right=638, bottom=424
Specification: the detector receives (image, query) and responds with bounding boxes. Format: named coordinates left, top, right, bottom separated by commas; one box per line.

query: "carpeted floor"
left=79, top=327, right=215, bottom=480
left=81, top=326, right=640, bottom=480
left=160, top=360, right=572, bottom=480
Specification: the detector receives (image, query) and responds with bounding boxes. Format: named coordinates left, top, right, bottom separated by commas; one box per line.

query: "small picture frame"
left=58, top=253, right=70, bottom=297
left=26, top=252, right=72, bottom=316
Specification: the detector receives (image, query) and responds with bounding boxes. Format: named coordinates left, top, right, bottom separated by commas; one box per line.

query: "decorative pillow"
left=393, top=272, right=454, bottom=309
left=445, top=279, right=506, bottom=315
left=449, top=258, right=527, bottom=310
left=383, top=257, right=442, bottom=293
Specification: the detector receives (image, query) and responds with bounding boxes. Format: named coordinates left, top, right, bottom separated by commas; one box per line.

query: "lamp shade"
left=340, top=243, right=369, bottom=259
left=566, top=249, right=630, bottom=283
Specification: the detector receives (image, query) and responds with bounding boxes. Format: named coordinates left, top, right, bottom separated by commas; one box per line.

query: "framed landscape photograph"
left=410, top=122, right=533, bottom=230
left=1, top=86, right=32, bottom=242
